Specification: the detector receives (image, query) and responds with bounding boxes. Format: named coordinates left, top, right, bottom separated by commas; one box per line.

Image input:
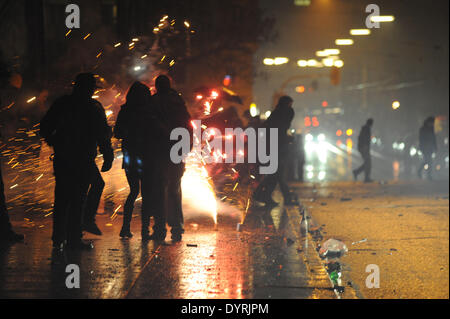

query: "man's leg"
left=167, top=164, right=184, bottom=241
left=51, top=161, right=73, bottom=248
left=253, top=173, right=278, bottom=205
left=82, top=163, right=105, bottom=235
left=141, top=163, right=166, bottom=240
left=363, top=151, right=372, bottom=182
left=67, top=166, right=92, bottom=249
left=424, top=153, right=433, bottom=180
left=120, top=169, right=140, bottom=237
left=83, top=163, right=105, bottom=224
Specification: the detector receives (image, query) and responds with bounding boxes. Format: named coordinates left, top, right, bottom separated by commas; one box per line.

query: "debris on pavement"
left=186, top=244, right=198, bottom=247
left=319, top=239, right=348, bottom=259
left=340, top=197, right=352, bottom=201
left=351, top=238, right=367, bottom=245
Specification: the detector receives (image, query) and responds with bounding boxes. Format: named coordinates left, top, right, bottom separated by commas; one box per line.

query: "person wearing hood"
left=147, top=75, right=192, bottom=242
left=40, top=73, right=113, bottom=251
left=253, top=96, right=296, bottom=207
left=114, top=81, right=154, bottom=238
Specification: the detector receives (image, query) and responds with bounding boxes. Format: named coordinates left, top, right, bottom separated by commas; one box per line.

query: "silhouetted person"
left=288, top=134, right=305, bottom=182
left=353, top=118, right=373, bottom=182
left=418, top=117, right=437, bottom=180
left=150, top=75, right=192, bottom=242
left=0, top=58, right=23, bottom=243
left=243, top=109, right=262, bottom=130
left=114, top=82, right=153, bottom=238
left=253, top=96, right=296, bottom=207
left=40, top=73, right=113, bottom=250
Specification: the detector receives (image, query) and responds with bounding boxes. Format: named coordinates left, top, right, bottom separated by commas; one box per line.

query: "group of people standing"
left=38, top=73, right=191, bottom=250
left=0, top=71, right=440, bottom=246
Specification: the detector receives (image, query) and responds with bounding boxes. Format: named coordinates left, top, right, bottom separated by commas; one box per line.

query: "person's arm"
left=39, top=98, right=62, bottom=146
left=114, top=106, right=127, bottom=140
left=93, top=101, right=114, bottom=172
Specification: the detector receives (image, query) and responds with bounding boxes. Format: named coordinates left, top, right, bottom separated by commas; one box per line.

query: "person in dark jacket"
left=114, top=82, right=153, bottom=238
left=148, top=75, right=192, bottom=242
left=418, top=117, right=437, bottom=180
left=353, top=118, right=374, bottom=182
left=253, top=96, right=296, bottom=207
left=40, top=73, right=113, bottom=250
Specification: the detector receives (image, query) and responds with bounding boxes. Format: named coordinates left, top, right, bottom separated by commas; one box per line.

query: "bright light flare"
left=350, top=29, right=371, bottom=35
left=181, top=153, right=218, bottom=225
left=297, top=60, right=308, bottom=67
left=334, top=60, right=344, bottom=68
left=263, top=58, right=274, bottom=65
left=392, top=101, right=400, bottom=110
left=274, top=57, right=289, bottom=65
left=370, top=15, right=395, bottom=22
left=335, top=39, right=354, bottom=45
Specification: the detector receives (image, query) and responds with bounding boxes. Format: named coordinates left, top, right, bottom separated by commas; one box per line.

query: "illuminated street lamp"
left=335, top=39, right=354, bottom=45
left=392, top=101, right=400, bottom=110
left=274, top=57, right=289, bottom=65
left=370, top=15, right=395, bottom=22
left=350, top=29, right=371, bottom=35
left=323, top=49, right=340, bottom=55
left=297, top=60, right=308, bottom=67
left=263, top=58, right=274, bottom=65
left=322, top=57, right=334, bottom=67
left=307, top=59, right=318, bottom=67
left=333, top=60, right=344, bottom=68
left=316, top=49, right=340, bottom=57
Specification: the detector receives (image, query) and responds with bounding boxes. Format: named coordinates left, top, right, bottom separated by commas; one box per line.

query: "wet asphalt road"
left=0, top=144, right=340, bottom=299
left=294, top=180, right=449, bottom=299
left=0, top=140, right=448, bottom=299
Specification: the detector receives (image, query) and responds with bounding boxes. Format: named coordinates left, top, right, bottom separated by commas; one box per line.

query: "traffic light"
left=330, top=66, right=340, bottom=85
left=312, top=116, right=319, bottom=127
left=296, top=85, right=305, bottom=93
left=304, top=116, right=311, bottom=127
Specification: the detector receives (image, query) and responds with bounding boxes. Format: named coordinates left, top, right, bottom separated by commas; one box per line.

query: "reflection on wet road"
left=0, top=141, right=338, bottom=298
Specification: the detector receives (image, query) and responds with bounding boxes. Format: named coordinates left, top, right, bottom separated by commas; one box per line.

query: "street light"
left=274, top=57, right=289, bottom=65
left=322, top=57, right=334, bottom=67
left=297, top=60, right=308, bottom=67
left=263, top=58, right=274, bottom=65
left=392, top=101, right=400, bottom=109
left=307, top=59, right=318, bottom=67
left=334, top=60, right=344, bottom=68
left=370, top=15, right=395, bottom=22
left=316, top=49, right=340, bottom=57
left=335, top=39, right=354, bottom=45
left=350, top=29, right=371, bottom=35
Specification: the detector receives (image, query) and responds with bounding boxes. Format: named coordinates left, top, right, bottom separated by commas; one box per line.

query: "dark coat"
left=151, top=89, right=192, bottom=160
left=263, top=102, right=295, bottom=152
left=357, top=124, right=371, bottom=152
left=419, top=124, right=437, bottom=154
left=40, top=94, right=113, bottom=166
